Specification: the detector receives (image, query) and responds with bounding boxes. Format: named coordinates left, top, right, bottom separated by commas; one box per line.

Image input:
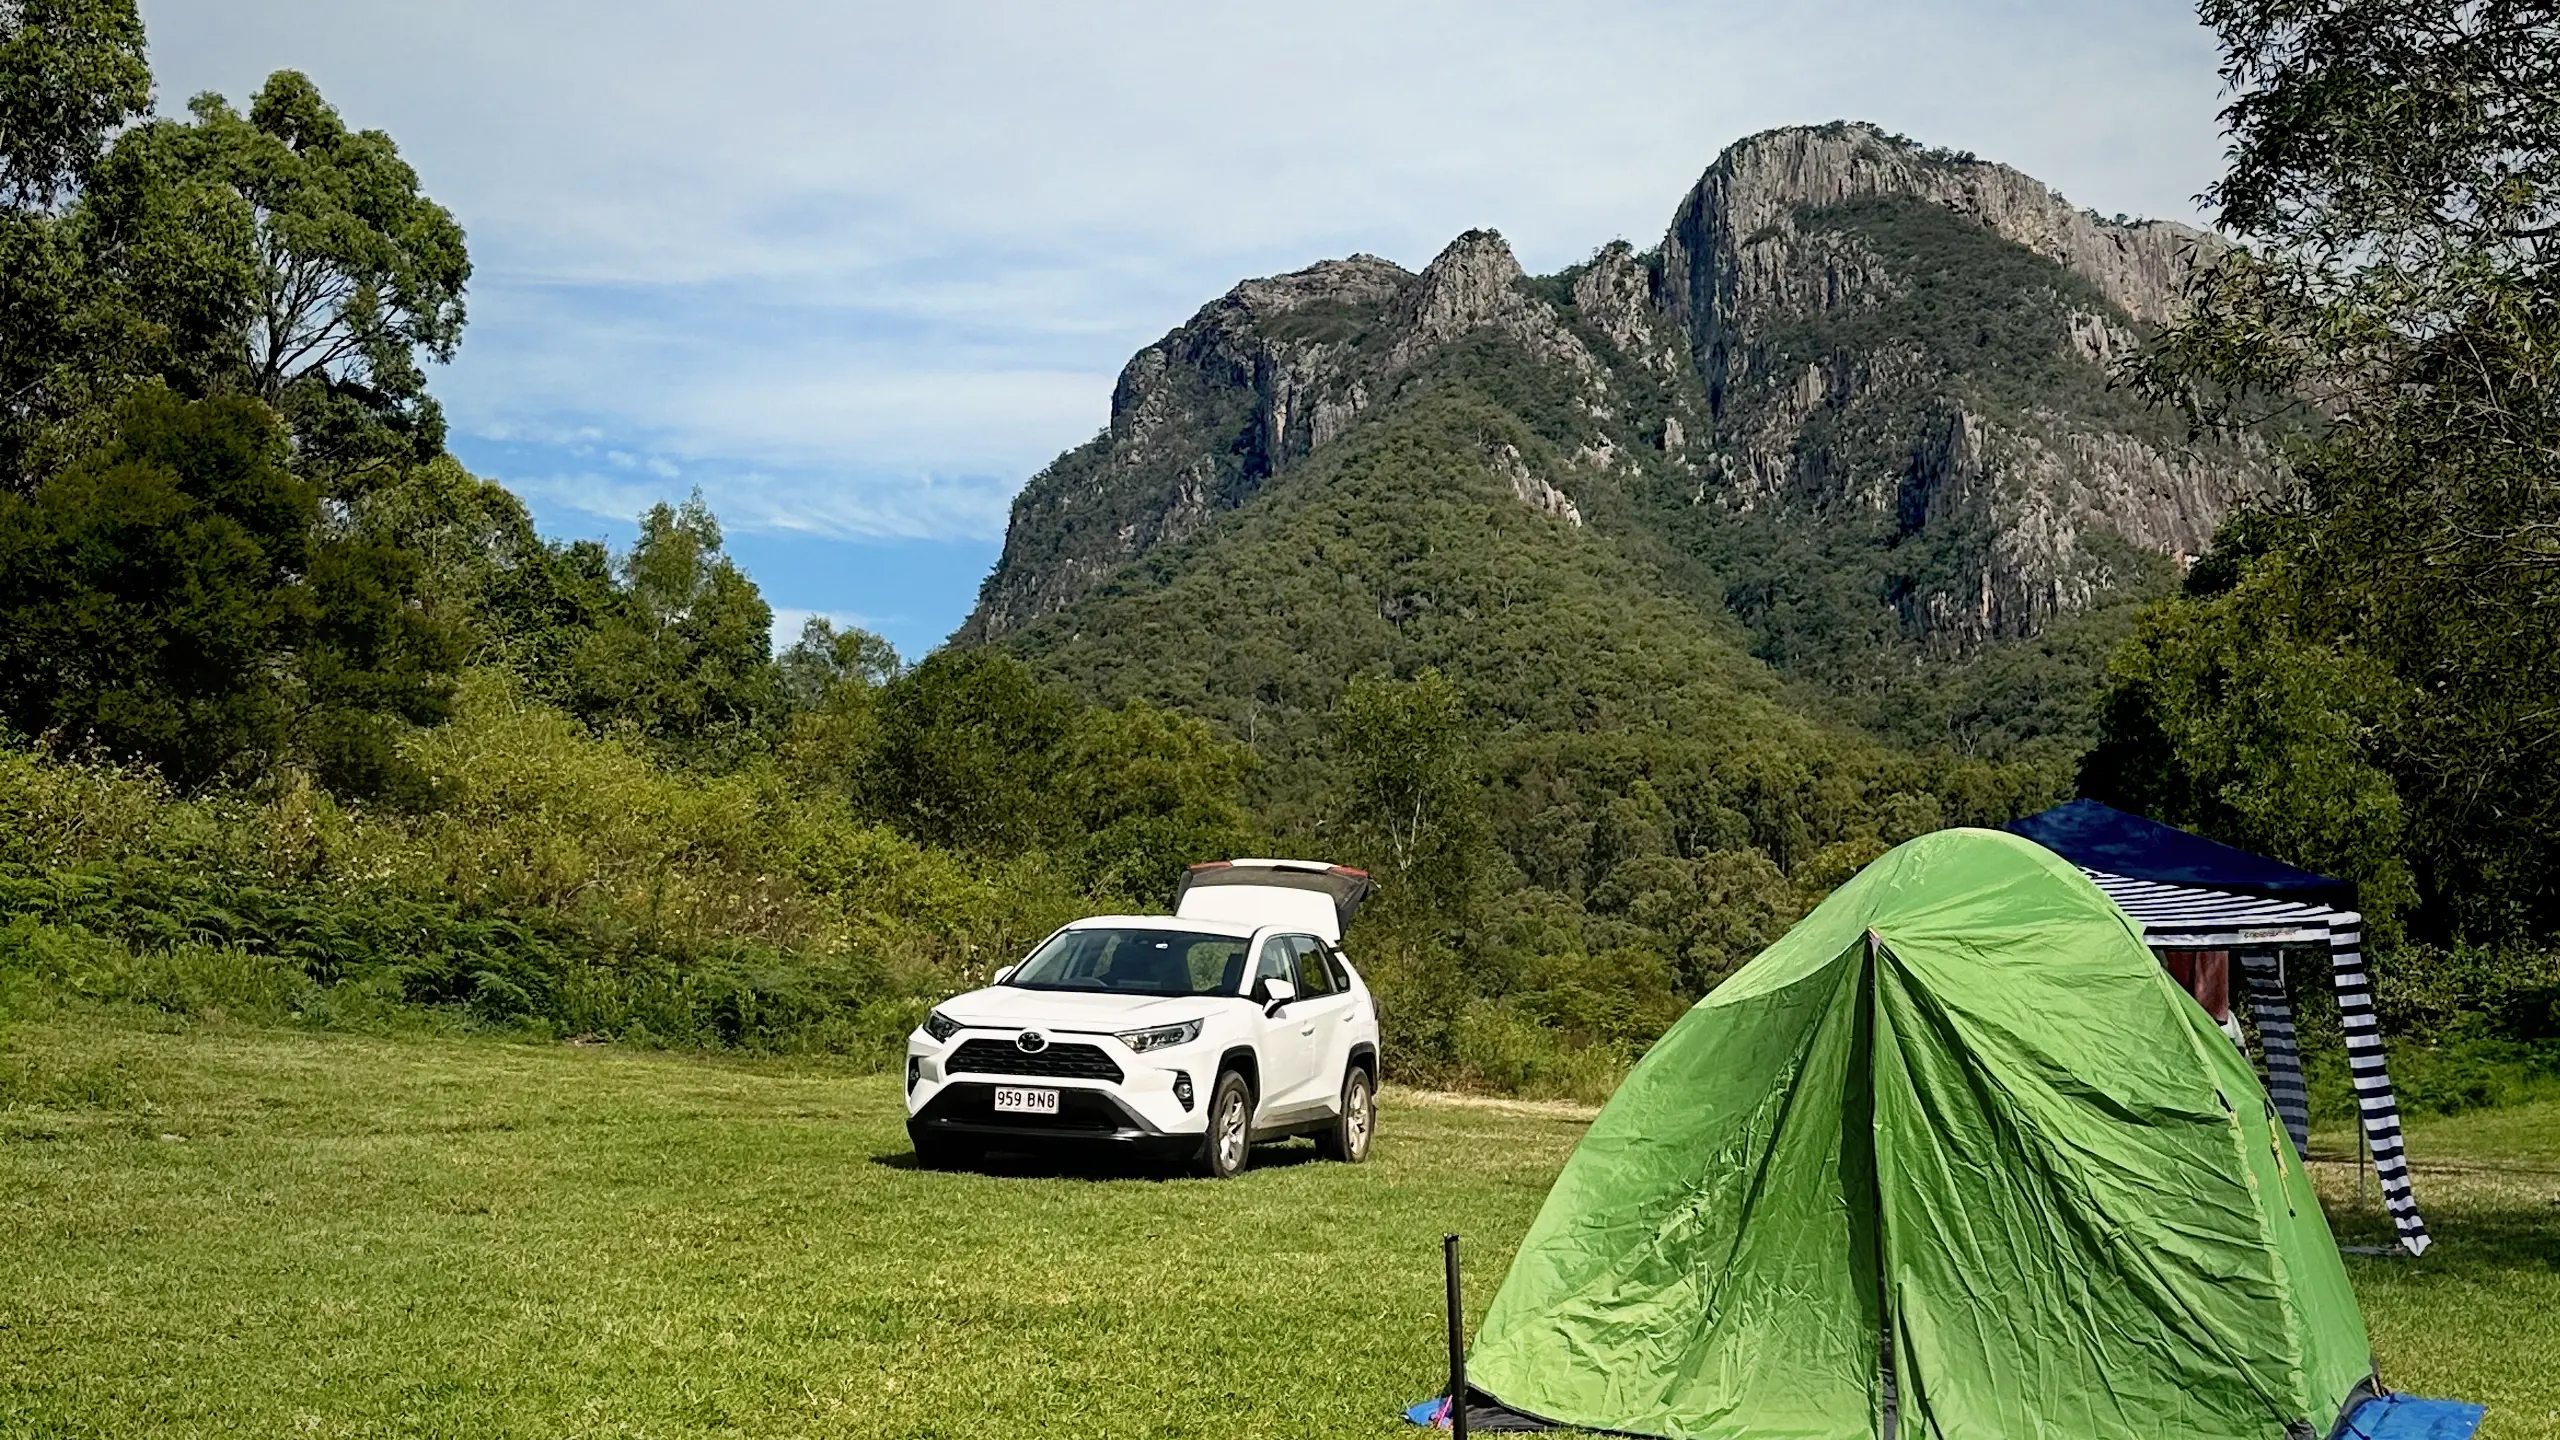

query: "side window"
left=1251, top=937, right=1295, bottom=990
left=1289, top=936, right=1339, bottom=997
left=1321, top=943, right=1355, bottom=992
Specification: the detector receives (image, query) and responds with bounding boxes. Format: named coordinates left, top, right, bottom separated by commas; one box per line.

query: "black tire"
left=911, top=1131, right=977, bottom=1172
left=1316, top=1065, right=1376, bottom=1163
left=1193, top=1070, right=1254, bottom=1179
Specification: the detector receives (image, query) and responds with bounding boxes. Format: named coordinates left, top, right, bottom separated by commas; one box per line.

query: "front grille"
left=947, top=1038, right=1124, bottom=1084
left=920, top=1084, right=1142, bottom=1135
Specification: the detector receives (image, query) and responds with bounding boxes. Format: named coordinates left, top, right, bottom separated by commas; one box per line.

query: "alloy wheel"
left=1217, top=1090, right=1248, bottom=1172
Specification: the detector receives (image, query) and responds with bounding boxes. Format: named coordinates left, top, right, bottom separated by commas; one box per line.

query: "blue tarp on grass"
left=2340, top=1394, right=2488, bottom=1440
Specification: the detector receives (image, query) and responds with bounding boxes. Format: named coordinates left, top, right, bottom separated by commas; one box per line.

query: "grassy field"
left=1, top=1017, right=2554, bottom=1439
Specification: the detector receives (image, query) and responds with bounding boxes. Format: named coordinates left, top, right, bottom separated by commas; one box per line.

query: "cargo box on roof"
left=1172, top=859, right=1372, bottom=941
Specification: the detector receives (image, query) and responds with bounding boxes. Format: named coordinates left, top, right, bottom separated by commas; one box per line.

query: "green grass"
left=2307, top=1110, right=2560, bottom=1438
left=2, top=1017, right=2554, bottom=1439
left=0, top=1017, right=1583, bottom=1438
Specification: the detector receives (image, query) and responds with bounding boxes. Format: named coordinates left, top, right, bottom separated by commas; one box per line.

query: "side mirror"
left=1259, top=977, right=1297, bottom=1015
left=991, top=964, right=1016, bottom=985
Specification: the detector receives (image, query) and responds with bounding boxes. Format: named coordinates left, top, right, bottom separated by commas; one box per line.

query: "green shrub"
left=2373, top=941, right=2560, bottom=1044
left=0, top=918, right=315, bottom=1024
left=1446, top=999, right=1631, bottom=1104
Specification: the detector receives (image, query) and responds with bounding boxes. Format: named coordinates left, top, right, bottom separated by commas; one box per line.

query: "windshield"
left=1006, top=928, right=1249, bottom=997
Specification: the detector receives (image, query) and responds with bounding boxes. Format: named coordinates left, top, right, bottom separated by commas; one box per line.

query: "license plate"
left=993, top=1086, right=1059, bottom=1115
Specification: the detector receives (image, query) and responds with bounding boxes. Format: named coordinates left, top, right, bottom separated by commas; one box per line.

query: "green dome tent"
left=1460, top=828, right=2375, bottom=1440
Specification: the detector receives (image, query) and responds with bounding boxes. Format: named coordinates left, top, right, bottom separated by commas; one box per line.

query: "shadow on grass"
left=870, top=1137, right=1329, bottom=1183
left=2329, top=1199, right=2560, bottom=1275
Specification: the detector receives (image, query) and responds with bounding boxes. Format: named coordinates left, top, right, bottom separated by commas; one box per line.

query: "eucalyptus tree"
left=1, top=26, right=469, bottom=493
left=0, top=6, right=470, bottom=793
left=173, top=71, right=469, bottom=486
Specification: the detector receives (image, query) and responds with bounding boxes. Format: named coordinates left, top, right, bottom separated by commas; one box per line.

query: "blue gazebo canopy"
left=2003, top=798, right=2356, bottom=911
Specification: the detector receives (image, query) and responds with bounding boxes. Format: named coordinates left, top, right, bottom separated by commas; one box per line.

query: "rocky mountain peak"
left=1400, top=229, right=1527, bottom=341
left=1572, top=240, right=1680, bottom=375
left=1669, top=123, right=2213, bottom=331
left=1389, top=228, right=1603, bottom=383
left=1641, top=122, right=2266, bottom=650
left=1227, top=253, right=1412, bottom=321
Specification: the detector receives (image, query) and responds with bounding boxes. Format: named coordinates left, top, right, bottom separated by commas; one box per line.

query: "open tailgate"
left=1173, top=859, right=1372, bottom=940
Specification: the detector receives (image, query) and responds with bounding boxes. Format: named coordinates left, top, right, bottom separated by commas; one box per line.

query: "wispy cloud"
left=493, top=459, right=1016, bottom=544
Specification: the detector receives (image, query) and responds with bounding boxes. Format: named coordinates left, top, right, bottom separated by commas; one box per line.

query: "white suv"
left=903, top=860, right=1380, bottom=1178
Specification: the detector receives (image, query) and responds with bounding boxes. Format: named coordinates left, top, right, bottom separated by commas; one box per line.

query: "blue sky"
left=140, top=0, right=2231, bottom=660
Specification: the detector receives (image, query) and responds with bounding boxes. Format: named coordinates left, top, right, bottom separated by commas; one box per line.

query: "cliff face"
left=958, top=254, right=1410, bottom=640
left=1654, top=123, right=2260, bottom=649
left=963, top=121, right=2265, bottom=679
left=1661, top=124, right=2207, bottom=349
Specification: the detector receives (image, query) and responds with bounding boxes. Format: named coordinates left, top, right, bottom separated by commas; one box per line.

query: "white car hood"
left=936, top=986, right=1222, bottom=1031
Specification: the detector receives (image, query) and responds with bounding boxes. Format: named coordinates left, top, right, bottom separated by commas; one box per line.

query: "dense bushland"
left=2281, top=940, right=2560, bottom=1126
left=0, top=657, right=1278, bottom=1056
left=0, top=8, right=1281, bottom=1076
left=994, top=376, right=2077, bottom=1093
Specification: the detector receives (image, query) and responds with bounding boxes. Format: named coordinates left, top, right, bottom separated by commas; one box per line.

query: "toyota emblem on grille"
left=1016, top=1030, right=1048, bottom=1054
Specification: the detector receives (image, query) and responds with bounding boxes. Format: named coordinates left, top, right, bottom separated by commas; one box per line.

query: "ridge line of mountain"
left=960, top=120, right=2253, bottom=663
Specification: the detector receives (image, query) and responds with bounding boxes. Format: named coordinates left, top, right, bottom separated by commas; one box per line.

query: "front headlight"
left=923, top=1009, right=961, bottom=1043
left=1116, top=1019, right=1203, bottom=1053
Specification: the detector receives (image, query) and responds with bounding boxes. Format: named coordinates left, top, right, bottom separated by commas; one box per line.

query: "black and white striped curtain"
left=2329, top=914, right=2431, bottom=1255
left=2239, top=953, right=2311, bottom=1155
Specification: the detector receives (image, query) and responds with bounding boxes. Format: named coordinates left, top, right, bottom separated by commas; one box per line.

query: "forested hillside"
left=969, top=125, right=2272, bottom=764
left=966, top=87, right=2554, bottom=1090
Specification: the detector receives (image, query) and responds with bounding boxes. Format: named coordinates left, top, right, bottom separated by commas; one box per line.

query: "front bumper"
left=907, top=1081, right=1200, bottom=1158
left=905, top=1031, right=1209, bottom=1138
